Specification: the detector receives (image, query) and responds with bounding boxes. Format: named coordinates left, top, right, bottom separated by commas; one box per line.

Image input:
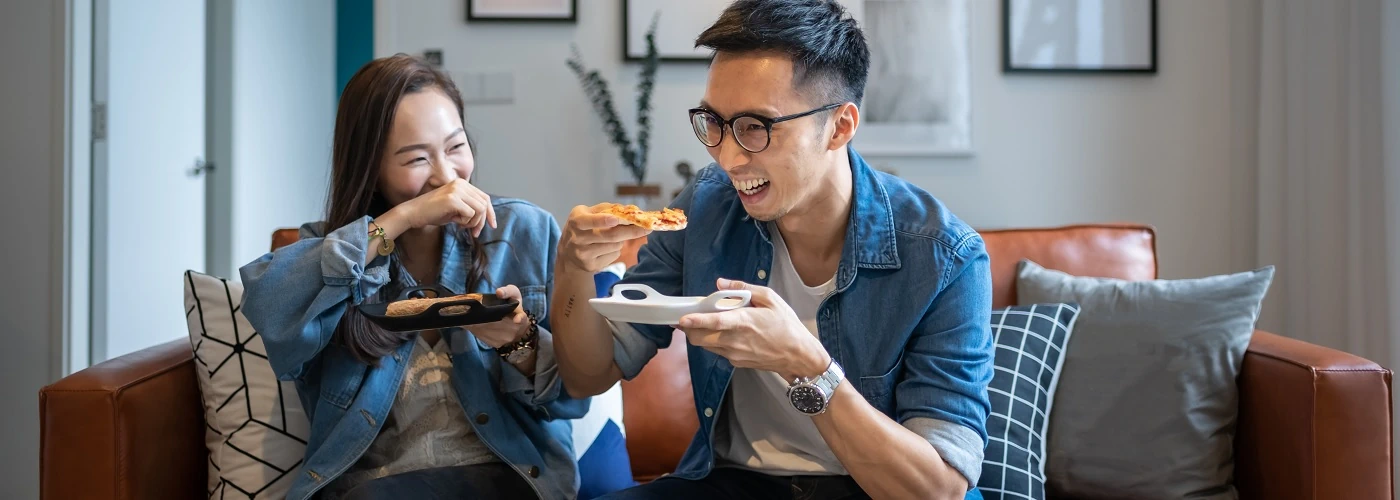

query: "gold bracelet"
left=368, top=221, right=395, bottom=256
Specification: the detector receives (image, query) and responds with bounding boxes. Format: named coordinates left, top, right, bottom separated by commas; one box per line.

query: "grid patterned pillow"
left=977, top=303, right=1080, bottom=500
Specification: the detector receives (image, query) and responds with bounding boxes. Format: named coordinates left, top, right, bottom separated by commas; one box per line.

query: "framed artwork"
left=467, top=0, right=576, bottom=23
left=1003, top=0, right=1157, bottom=73
left=622, top=0, right=864, bottom=62
left=856, top=0, right=973, bottom=156
left=623, top=0, right=726, bottom=62
left=619, top=0, right=970, bottom=156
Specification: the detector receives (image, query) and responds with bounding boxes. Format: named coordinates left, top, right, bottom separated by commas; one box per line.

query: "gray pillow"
left=1015, top=259, right=1274, bottom=500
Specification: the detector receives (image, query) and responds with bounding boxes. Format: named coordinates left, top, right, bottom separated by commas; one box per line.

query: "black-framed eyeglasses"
left=688, top=103, right=842, bottom=153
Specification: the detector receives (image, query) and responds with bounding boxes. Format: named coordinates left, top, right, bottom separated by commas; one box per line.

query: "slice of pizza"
left=602, top=203, right=688, bottom=231
left=385, top=293, right=484, bottom=317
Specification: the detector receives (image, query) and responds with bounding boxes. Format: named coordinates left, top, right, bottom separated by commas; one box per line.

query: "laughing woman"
left=239, top=55, right=587, bottom=500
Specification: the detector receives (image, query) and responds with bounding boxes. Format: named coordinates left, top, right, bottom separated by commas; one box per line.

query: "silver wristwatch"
left=787, top=359, right=845, bottom=415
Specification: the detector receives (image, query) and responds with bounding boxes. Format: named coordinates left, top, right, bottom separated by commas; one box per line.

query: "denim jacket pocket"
left=856, top=352, right=904, bottom=416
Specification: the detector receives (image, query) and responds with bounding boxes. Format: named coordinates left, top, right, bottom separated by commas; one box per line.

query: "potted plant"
left=566, top=14, right=661, bottom=208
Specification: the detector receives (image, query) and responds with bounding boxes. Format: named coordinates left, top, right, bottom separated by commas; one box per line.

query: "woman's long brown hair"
left=327, top=54, right=487, bottom=364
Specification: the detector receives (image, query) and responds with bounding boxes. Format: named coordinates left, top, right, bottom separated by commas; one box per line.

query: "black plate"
left=357, top=284, right=519, bottom=332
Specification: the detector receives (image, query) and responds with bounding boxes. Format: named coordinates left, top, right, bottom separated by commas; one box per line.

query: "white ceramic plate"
left=589, top=284, right=752, bottom=325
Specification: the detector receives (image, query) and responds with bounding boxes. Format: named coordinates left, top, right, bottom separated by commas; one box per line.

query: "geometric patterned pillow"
left=573, top=263, right=640, bottom=499
left=977, top=303, right=1080, bottom=500
left=183, top=270, right=311, bottom=498
left=572, top=383, right=639, bottom=499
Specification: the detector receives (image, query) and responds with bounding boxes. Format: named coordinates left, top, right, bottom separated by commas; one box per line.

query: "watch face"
left=789, top=384, right=827, bottom=414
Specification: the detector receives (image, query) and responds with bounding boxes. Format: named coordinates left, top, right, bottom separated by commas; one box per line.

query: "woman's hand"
left=388, top=179, right=498, bottom=237
left=470, top=284, right=530, bottom=349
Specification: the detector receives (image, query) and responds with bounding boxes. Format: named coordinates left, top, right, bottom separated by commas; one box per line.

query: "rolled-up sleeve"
left=895, top=234, right=995, bottom=487
left=905, top=417, right=986, bottom=486
left=316, top=217, right=391, bottom=304
left=239, top=216, right=392, bottom=380
left=608, top=321, right=666, bottom=380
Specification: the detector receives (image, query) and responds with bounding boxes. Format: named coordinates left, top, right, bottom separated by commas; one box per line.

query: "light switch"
left=453, top=71, right=484, bottom=103
left=453, top=71, right=513, bottom=105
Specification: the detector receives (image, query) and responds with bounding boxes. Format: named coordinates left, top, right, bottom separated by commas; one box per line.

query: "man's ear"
left=827, top=102, right=860, bottom=151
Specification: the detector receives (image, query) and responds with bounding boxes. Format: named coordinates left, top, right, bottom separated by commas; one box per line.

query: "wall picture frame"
left=622, top=0, right=726, bottom=62
left=1003, top=0, right=1157, bottom=73
left=856, top=0, right=973, bottom=157
left=620, top=0, right=972, bottom=157
left=467, top=0, right=577, bottom=23
left=622, top=1, right=866, bottom=62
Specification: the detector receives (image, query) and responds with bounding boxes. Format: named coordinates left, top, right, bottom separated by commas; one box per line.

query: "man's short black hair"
left=695, top=0, right=870, bottom=107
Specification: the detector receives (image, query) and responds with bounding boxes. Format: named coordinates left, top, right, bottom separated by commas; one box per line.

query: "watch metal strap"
left=817, top=359, right=844, bottom=393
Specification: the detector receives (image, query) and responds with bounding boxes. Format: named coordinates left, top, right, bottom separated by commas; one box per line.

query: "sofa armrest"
left=40, top=339, right=206, bottom=500
left=1235, top=330, right=1393, bottom=500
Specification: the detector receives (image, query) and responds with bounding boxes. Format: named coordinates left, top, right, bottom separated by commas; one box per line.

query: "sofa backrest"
left=267, top=222, right=1159, bottom=481
left=980, top=224, right=1157, bottom=306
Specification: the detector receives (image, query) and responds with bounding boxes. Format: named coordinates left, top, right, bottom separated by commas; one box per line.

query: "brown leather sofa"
left=39, top=224, right=1394, bottom=499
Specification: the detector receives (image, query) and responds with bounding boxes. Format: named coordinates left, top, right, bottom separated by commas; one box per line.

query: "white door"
left=92, top=0, right=207, bottom=362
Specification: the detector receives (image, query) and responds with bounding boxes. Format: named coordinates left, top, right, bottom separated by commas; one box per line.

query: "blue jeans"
left=598, top=467, right=870, bottom=500
left=332, top=463, right=537, bottom=500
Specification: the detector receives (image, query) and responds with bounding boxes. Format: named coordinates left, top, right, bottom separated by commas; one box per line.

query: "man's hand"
left=558, top=203, right=651, bottom=274
left=677, top=278, right=831, bottom=381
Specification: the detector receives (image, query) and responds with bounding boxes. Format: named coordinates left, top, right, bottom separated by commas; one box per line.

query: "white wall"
left=0, top=1, right=64, bottom=497
left=211, top=0, right=336, bottom=279
left=377, top=0, right=1245, bottom=280
left=891, top=0, right=1240, bottom=281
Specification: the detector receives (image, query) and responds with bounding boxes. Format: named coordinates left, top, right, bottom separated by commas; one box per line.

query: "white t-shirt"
left=713, top=224, right=845, bottom=475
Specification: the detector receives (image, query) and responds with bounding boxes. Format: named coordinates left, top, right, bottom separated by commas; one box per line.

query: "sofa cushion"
left=575, top=410, right=638, bottom=499
left=977, top=303, right=1080, bottom=500
left=1015, top=259, right=1274, bottom=500
left=183, top=270, right=311, bottom=498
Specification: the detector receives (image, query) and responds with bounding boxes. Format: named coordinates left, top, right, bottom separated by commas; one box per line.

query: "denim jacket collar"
left=702, top=148, right=902, bottom=291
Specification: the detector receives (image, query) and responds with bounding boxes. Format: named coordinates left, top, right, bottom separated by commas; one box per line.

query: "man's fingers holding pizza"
left=577, top=240, right=624, bottom=261
left=570, top=209, right=625, bottom=231
left=597, top=224, right=652, bottom=242
left=570, top=221, right=649, bottom=245
left=560, top=203, right=683, bottom=273
left=588, top=250, right=622, bottom=271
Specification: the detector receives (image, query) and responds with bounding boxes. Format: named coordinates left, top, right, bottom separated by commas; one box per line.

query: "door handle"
left=189, top=157, right=215, bottom=177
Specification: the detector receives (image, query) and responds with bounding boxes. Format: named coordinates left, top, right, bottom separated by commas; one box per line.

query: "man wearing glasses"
left=552, top=1, right=993, bottom=498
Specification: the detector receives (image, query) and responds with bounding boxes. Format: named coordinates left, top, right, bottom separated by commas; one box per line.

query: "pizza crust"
left=601, top=203, right=688, bottom=231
